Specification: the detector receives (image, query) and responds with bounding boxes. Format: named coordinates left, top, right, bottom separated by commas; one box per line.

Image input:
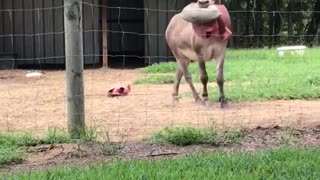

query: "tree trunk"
left=245, top=0, right=251, bottom=47
left=305, top=0, right=320, bottom=46
left=269, top=0, right=281, bottom=47
left=273, top=3, right=281, bottom=45
left=254, top=0, right=263, bottom=47
left=228, top=0, right=242, bottom=48
left=274, top=0, right=281, bottom=45
left=288, top=0, right=293, bottom=44
left=268, top=0, right=275, bottom=48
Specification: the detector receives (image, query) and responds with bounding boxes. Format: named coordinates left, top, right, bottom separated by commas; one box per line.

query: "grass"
left=6, top=148, right=320, bottom=179
left=135, top=48, right=320, bottom=101
left=0, top=129, right=70, bottom=167
left=98, top=131, right=124, bottom=156
left=147, top=126, right=242, bottom=146
left=134, top=75, right=174, bottom=84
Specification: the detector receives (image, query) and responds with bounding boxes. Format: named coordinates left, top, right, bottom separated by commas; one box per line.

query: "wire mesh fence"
left=0, top=0, right=319, bottom=142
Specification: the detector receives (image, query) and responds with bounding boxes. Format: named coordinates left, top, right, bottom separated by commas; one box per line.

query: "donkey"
left=165, top=0, right=232, bottom=108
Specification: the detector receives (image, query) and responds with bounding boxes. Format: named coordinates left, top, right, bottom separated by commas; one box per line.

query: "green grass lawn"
left=135, top=48, right=320, bottom=101
left=6, top=148, right=320, bottom=179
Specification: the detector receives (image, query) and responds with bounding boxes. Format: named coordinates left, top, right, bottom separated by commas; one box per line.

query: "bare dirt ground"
left=1, top=68, right=320, bottom=142
left=1, top=126, right=319, bottom=176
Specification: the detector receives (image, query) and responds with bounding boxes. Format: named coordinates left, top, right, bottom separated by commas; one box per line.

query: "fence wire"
left=0, top=1, right=319, bottom=141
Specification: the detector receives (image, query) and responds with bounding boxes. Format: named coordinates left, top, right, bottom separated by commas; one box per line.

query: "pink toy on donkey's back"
left=165, top=0, right=232, bottom=108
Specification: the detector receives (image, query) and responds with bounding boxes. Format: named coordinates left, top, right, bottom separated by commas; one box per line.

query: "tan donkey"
left=165, top=0, right=232, bottom=108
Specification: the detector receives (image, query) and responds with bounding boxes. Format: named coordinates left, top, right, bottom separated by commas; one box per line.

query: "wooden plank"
left=54, top=0, right=65, bottom=65
left=44, top=0, right=54, bottom=64
left=23, top=0, right=34, bottom=65
left=33, top=0, right=45, bottom=65
left=13, top=0, right=24, bottom=66
left=102, top=0, right=108, bottom=67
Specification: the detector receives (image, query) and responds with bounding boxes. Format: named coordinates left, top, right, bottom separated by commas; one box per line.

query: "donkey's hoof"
left=195, top=98, right=205, bottom=106
left=204, top=100, right=213, bottom=107
left=219, top=97, right=228, bottom=109
left=220, top=101, right=228, bottom=109
left=172, top=97, right=180, bottom=106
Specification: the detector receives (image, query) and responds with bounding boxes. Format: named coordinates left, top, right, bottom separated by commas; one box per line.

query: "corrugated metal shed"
left=0, top=0, right=190, bottom=69
left=105, top=0, right=189, bottom=67
left=0, top=0, right=101, bottom=69
left=144, top=0, right=189, bottom=64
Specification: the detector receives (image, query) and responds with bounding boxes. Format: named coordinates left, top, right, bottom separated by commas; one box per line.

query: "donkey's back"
left=165, top=5, right=231, bottom=62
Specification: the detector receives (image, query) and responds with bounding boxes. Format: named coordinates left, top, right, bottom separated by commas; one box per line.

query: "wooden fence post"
left=102, top=0, right=108, bottom=67
left=64, top=0, right=85, bottom=138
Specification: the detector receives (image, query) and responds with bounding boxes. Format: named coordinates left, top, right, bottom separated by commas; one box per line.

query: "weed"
left=98, top=131, right=123, bottom=156
left=79, top=126, right=98, bottom=142
left=279, top=128, right=302, bottom=146
left=44, top=128, right=70, bottom=144
left=148, top=126, right=242, bottom=146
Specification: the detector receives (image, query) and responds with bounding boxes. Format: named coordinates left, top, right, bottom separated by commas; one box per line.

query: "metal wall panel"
left=144, top=0, right=189, bottom=64
left=0, top=0, right=189, bottom=68
left=0, top=0, right=101, bottom=69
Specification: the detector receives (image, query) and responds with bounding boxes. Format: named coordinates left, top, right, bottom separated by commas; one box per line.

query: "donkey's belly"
left=175, top=27, right=227, bottom=62
left=194, top=40, right=226, bottom=61
left=179, top=43, right=222, bottom=62
left=202, top=42, right=224, bottom=61
left=179, top=48, right=199, bottom=61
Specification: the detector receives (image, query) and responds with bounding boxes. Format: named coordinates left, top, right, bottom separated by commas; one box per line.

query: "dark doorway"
left=107, top=0, right=146, bottom=69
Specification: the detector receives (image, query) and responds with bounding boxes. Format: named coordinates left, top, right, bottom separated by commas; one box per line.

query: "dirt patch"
left=240, top=126, right=320, bottom=150
left=119, top=126, right=320, bottom=159
left=1, top=126, right=319, bottom=176
left=0, top=69, right=320, bottom=142
left=24, top=143, right=105, bottom=166
left=1, top=142, right=110, bottom=176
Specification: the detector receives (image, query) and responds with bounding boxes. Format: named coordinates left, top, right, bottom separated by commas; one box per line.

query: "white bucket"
left=276, top=45, right=307, bottom=57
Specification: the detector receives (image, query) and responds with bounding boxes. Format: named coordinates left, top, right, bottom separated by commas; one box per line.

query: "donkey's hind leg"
left=172, top=67, right=183, bottom=104
left=215, top=54, right=228, bottom=108
left=178, top=59, right=202, bottom=105
left=198, top=61, right=212, bottom=107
